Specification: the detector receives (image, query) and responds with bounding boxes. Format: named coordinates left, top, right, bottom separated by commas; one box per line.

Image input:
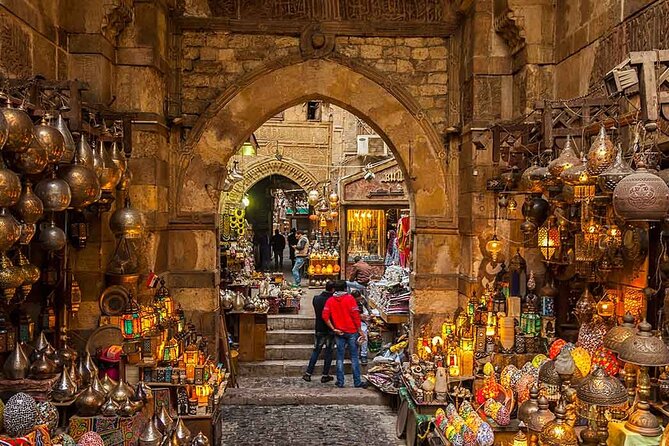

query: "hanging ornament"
left=586, top=125, right=615, bottom=175
left=485, top=235, right=503, bottom=261
left=54, top=110, right=75, bottom=164
left=538, top=216, right=560, bottom=261
left=561, top=150, right=595, bottom=202
left=13, top=182, right=43, bottom=224
left=598, top=143, right=633, bottom=194
left=34, top=174, right=72, bottom=212
left=613, top=160, right=669, bottom=221
left=521, top=162, right=543, bottom=193
left=0, top=161, right=21, bottom=208
left=75, top=133, right=95, bottom=169
left=307, top=189, right=320, bottom=206
left=109, top=198, right=145, bottom=240
left=34, top=115, right=65, bottom=164
left=328, top=191, right=339, bottom=205
left=1, top=102, right=32, bottom=153
left=9, top=137, right=48, bottom=175
left=548, top=136, right=581, bottom=180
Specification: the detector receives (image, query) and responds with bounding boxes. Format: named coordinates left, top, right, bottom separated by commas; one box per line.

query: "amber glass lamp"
left=139, top=306, right=157, bottom=335
left=618, top=320, right=669, bottom=437
left=538, top=217, right=560, bottom=261
left=539, top=401, right=579, bottom=446
left=485, top=234, right=503, bottom=261
left=596, top=293, right=615, bottom=320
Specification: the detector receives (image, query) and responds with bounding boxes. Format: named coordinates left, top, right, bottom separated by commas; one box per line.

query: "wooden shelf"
left=368, top=299, right=409, bottom=324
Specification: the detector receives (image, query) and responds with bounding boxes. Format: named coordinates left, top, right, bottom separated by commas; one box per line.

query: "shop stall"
left=338, top=159, right=410, bottom=280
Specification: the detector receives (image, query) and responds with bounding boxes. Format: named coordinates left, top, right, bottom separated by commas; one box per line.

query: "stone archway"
left=174, top=56, right=461, bottom=319
left=220, top=158, right=319, bottom=213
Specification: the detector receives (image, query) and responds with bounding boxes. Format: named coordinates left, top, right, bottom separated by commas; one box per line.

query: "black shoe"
left=336, top=382, right=344, bottom=388
left=355, top=382, right=369, bottom=389
left=302, top=373, right=311, bottom=382
left=321, top=375, right=334, bottom=383
left=360, top=356, right=368, bottom=366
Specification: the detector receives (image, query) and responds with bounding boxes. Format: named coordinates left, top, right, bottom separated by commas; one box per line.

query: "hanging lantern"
left=154, top=279, right=174, bottom=322
left=548, top=136, right=581, bottom=179
left=521, top=163, right=543, bottom=193
left=307, top=189, right=320, bottom=206
left=561, top=150, right=596, bottom=202
left=586, top=125, right=615, bottom=175
left=596, top=292, right=615, bottom=319
left=538, top=217, right=560, bottom=261
left=184, top=344, right=199, bottom=382
left=139, top=306, right=157, bottom=335
left=613, top=166, right=669, bottom=221
left=328, top=191, right=339, bottom=205
left=121, top=295, right=141, bottom=340
left=485, top=235, right=503, bottom=261
left=599, top=144, right=633, bottom=194
left=162, top=338, right=179, bottom=362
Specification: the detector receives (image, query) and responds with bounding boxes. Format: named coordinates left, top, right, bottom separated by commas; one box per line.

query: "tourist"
left=322, top=280, right=368, bottom=388
left=270, top=229, right=286, bottom=271
left=351, top=290, right=370, bottom=366
left=302, top=281, right=335, bottom=383
left=287, top=228, right=297, bottom=267
left=347, top=255, right=373, bottom=293
left=291, top=230, right=309, bottom=286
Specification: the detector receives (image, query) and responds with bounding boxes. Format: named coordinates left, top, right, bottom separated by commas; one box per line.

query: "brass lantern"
left=539, top=401, right=579, bottom=446
left=548, top=136, right=581, bottom=179
left=485, top=234, right=503, bottom=261
left=538, top=217, right=560, bottom=261
left=561, top=151, right=596, bottom=202
left=586, top=125, right=615, bottom=176
left=613, top=166, right=669, bottom=222
left=599, top=144, right=633, bottom=194
left=603, top=313, right=636, bottom=353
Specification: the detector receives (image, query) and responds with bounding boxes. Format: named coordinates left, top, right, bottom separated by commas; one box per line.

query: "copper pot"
left=13, top=182, right=43, bottom=223
left=38, top=221, right=66, bottom=252
left=0, top=208, right=21, bottom=252
left=58, top=163, right=100, bottom=210
left=34, top=176, right=71, bottom=212
left=0, top=163, right=21, bottom=207
left=34, top=117, right=65, bottom=164
left=1, top=105, right=32, bottom=153
left=9, top=137, right=48, bottom=174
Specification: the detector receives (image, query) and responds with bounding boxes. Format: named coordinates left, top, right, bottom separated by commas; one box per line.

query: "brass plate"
left=99, top=285, right=130, bottom=316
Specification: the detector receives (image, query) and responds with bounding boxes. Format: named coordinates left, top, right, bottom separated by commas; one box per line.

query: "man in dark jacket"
left=287, top=228, right=297, bottom=267
left=270, top=229, right=286, bottom=271
left=302, top=281, right=335, bottom=383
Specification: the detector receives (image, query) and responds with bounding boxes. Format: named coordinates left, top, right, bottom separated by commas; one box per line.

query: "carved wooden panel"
left=590, top=0, right=669, bottom=87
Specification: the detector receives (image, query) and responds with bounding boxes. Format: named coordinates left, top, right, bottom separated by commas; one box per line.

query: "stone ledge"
left=68, top=33, right=115, bottom=60
left=116, top=47, right=170, bottom=74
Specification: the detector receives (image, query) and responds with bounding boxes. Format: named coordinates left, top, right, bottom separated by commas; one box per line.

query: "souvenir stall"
left=305, top=186, right=341, bottom=286
left=394, top=52, right=669, bottom=446
left=338, top=159, right=410, bottom=280
left=0, top=79, right=224, bottom=445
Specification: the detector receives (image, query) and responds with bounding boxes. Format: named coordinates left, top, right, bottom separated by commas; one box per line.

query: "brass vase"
left=34, top=175, right=72, bottom=212
left=34, top=116, right=65, bottom=164
left=13, top=182, right=43, bottom=224
left=3, top=341, right=29, bottom=380
left=1, top=104, right=33, bottom=153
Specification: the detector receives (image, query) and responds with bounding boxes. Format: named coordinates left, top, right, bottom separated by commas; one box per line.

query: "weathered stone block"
left=360, top=44, right=383, bottom=59
left=428, top=46, right=448, bottom=59
left=411, top=47, right=430, bottom=60
left=199, top=47, right=218, bottom=60
left=428, top=72, right=448, bottom=84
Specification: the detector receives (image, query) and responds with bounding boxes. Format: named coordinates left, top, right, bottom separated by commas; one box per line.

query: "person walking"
left=322, top=280, right=368, bottom=388
left=287, top=228, right=297, bottom=267
left=347, top=256, right=373, bottom=293
left=270, top=229, right=286, bottom=271
left=302, top=281, right=335, bottom=383
left=351, top=290, right=370, bottom=366
left=291, top=230, right=309, bottom=286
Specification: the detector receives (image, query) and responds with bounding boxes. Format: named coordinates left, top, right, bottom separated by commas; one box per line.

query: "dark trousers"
left=306, top=332, right=334, bottom=376
left=274, top=251, right=283, bottom=270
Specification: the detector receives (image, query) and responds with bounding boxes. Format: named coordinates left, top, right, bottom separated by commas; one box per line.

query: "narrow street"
left=219, top=377, right=403, bottom=446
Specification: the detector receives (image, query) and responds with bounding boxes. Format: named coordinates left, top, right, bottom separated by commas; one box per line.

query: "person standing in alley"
left=291, top=230, right=309, bottom=286
left=347, top=255, right=373, bottom=293
left=302, top=281, right=335, bottom=383
left=322, top=280, right=368, bottom=388
left=288, top=228, right=297, bottom=267
left=351, top=290, right=370, bottom=366
left=270, top=229, right=286, bottom=271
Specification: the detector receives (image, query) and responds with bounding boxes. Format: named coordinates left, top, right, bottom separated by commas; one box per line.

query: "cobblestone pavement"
left=219, top=404, right=404, bottom=446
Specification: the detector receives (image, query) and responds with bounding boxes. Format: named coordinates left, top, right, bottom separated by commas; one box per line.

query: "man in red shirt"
left=322, top=280, right=368, bottom=388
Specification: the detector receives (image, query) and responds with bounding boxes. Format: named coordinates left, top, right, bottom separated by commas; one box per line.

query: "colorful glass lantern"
left=184, top=344, right=199, bottom=382
left=176, top=305, right=186, bottom=332
left=492, top=289, right=507, bottom=314
left=486, top=312, right=497, bottom=337
left=139, top=306, right=157, bottom=335
left=538, top=218, right=560, bottom=261
left=154, top=279, right=174, bottom=322
left=162, top=337, right=179, bottom=362
left=460, top=335, right=474, bottom=352
left=122, top=295, right=141, bottom=340
left=596, top=293, right=615, bottom=319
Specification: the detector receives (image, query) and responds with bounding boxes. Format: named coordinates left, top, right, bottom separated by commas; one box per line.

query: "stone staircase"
left=238, top=313, right=356, bottom=377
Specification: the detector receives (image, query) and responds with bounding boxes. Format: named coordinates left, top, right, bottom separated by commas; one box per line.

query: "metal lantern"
left=109, top=199, right=145, bottom=239
left=576, top=366, right=628, bottom=422
left=139, top=306, right=157, bottom=335
left=527, top=395, right=555, bottom=439
left=538, top=217, right=560, bottom=261
left=34, top=116, right=66, bottom=164
left=121, top=295, right=141, bottom=340
left=307, top=189, right=320, bottom=206
left=54, top=112, right=75, bottom=164
left=13, top=182, right=43, bottom=224
left=485, top=234, right=503, bottom=261
left=0, top=208, right=21, bottom=253
left=613, top=167, right=669, bottom=221
left=603, top=313, right=637, bottom=353
left=34, top=175, right=72, bottom=212
left=538, top=360, right=561, bottom=402
left=548, top=136, right=581, bottom=179
left=521, top=162, right=544, bottom=193
left=599, top=144, right=633, bottom=194
left=586, top=125, right=615, bottom=176
left=574, top=288, right=597, bottom=324
left=9, top=137, right=48, bottom=175
left=1, top=104, right=33, bottom=153
left=0, top=164, right=21, bottom=208
left=618, top=321, right=669, bottom=437
left=539, top=401, right=578, bottom=446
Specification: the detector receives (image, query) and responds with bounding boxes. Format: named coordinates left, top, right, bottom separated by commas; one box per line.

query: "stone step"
left=265, top=344, right=355, bottom=360
left=239, top=359, right=365, bottom=377
left=222, top=377, right=387, bottom=406
left=267, top=314, right=314, bottom=331
left=266, top=329, right=314, bottom=345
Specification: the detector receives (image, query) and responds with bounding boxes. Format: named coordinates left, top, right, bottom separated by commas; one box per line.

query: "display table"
left=607, top=421, right=663, bottom=446
left=228, top=311, right=267, bottom=362
left=68, top=413, right=148, bottom=446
